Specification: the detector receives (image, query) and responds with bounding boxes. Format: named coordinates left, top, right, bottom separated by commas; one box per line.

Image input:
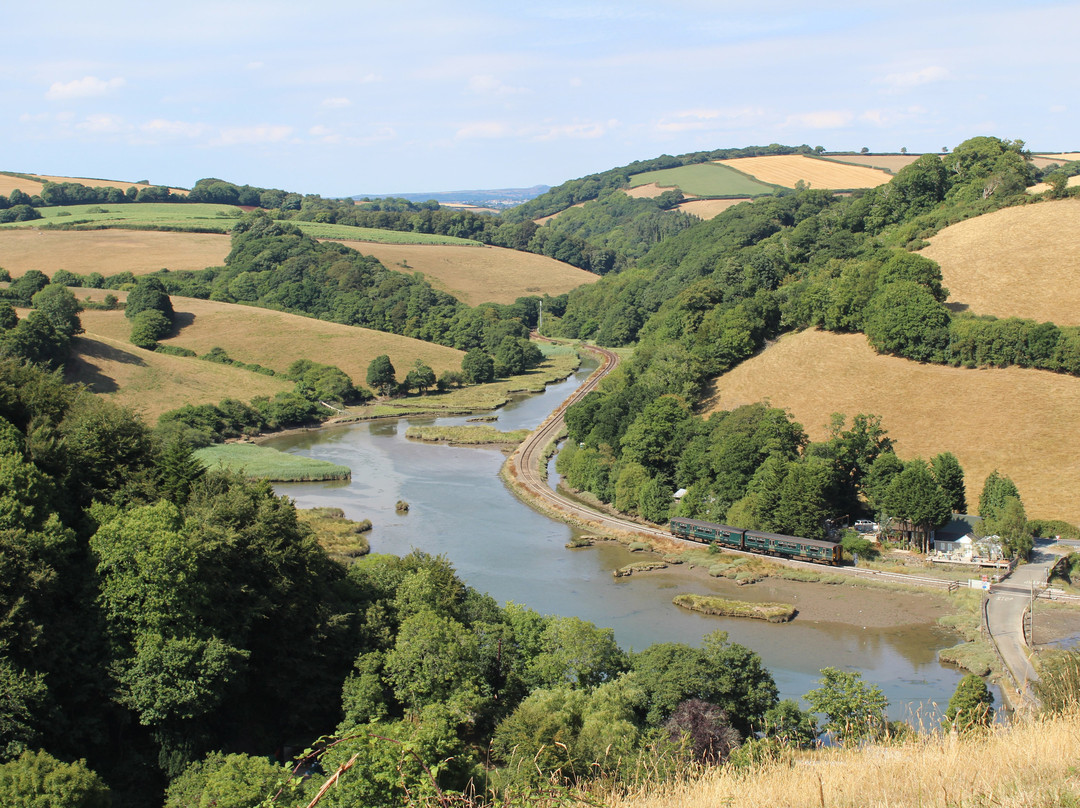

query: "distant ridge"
left=352, top=185, right=550, bottom=209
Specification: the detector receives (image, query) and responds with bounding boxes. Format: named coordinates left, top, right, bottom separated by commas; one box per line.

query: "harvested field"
left=1027, top=175, right=1080, bottom=194
left=716, top=154, right=892, bottom=189
left=65, top=334, right=291, bottom=422
left=0, top=171, right=187, bottom=196
left=920, top=198, right=1080, bottom=324
left=0, top=173, right=44, bottom=196
left=1032, top=152, right=1080, bottom=170
left=624, top=183, right=670, bottom=199
left=628, top=163, right=776, bottom=198
left=821, top=153, right=924, bottom=172
left=703, top=328, right=1080, bottom=524
left=0, top=229, right=229, bottom=277
left=78, top=296, right=466, bottom=385
left=322, top=240, right=598, bottom=306
left=676, top=198, right=750, bottom=220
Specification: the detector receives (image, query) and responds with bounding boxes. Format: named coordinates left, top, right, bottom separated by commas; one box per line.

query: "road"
left=985, top=543, right=1062, bottom=707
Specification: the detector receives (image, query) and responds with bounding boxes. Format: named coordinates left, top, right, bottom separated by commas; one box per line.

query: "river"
left=267, top=360, right=966, bottom=722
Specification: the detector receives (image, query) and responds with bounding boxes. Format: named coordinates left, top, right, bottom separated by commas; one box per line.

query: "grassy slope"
left=628, top=163, right=777, bottom=198
left=704, top=329, right=1080, bottom=524
left=194, top=443, right=350, bottom=481
left=609, top=712, right=1080, bottom=808
left=321, top=239, right=599, bottom=306
left=64, top=334, right=292, bottom=422
left=78, top=295, right=466, bottom=386
left=921, top=198, right=1080, bottom=326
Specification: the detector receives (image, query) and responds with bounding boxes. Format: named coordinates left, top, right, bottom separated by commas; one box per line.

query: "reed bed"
left=673, top=594, right=796, bottom=623
left=194, top=443, right=350, bottom=481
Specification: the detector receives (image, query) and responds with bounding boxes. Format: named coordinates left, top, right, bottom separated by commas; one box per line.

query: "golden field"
left=714, top=155, right=892, bottom=189
left=0, top=229, right=230, bottom=276
left=608, top=712, right=1080, bottom=808
left=1031, top=152, right=1080, bottom=169
left=78, top=295, right=466, bottom=387
left=1027, top=175, right=1080, bottom=194
left=920, top=198, right=1080, bottom=325
left=323, top=239, right=598, bottom=306
left=676, top=198, right=750, bottom=220
left=703, top=328, right=1080, bottom=524
left=65, top=334, right=292, bottom=422
left=821, top=153, right=924, bottom=172
left=0, top=172, right=188, bottom=197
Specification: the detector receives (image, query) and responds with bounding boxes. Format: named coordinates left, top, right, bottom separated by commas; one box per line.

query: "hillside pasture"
left=0, top=202, right=242, bottom=232
left=920, top=198, right=1080, bottom=325
left=676, top=198, right=751, bottom=220
left=703, top=328, right=1080, bottom=524
left=0, top=173, right=45, bottom=197
left=624, top=183, right=670, bottom=199
left=78, top=296, right=466, bottom=385
left=628, top=163, right=777, bottom=198
left=1031, top=152, right=1080, bottom=169
left=0, top=171, right=187, bottom=197
left=820, top=153, right=924, bottom=172
left=715, top=155, right=892, bottom=189
left=0, top=229, right=230, bottom=277
left=293, top=220, right=482, bottom=246
left=321, top=240, right=598, bottom=306
left=65, top=334, right=292, bottom=422
left=1027, top=175, right=1080, bottom=194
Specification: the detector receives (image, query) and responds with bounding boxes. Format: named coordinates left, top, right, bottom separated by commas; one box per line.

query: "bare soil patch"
left=79, top=297, right=466, bottom=386
left=821, top=153, right=924, bottom=172
left=0, top=229, right=230, bottom=277
left=714, top=155, right=892, bottom=189
left=65, top=334, right=291, bottom=422
left=921, top=198, right=1080, bottom=324
left=703, top=328, right=1080, bottom=524
left=323, top=240, right=598, bottom=306
left=677, top=198, right=750, bottom=220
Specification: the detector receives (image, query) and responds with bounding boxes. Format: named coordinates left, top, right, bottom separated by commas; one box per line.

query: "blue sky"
left=3, top=1, right=1078, bottom=196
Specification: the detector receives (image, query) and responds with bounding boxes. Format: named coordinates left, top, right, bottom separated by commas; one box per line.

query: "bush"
left=130, top=309, right=172, bottom=349
left=0, top=750, right=110, bottom=808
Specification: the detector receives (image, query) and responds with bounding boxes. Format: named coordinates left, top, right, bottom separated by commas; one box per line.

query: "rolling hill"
left=0, top=170, right=189, bottom=197
left=715, top=154, right=893, bottom=189
left=703, top=328, right=1080, bottom=525
left=920, top=198, right=1080, bottom=325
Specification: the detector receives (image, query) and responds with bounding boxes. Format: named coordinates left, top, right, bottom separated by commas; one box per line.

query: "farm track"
left=504, top=345, right=958, bottom=592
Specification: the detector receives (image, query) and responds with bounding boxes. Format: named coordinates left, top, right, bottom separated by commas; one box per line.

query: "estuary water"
left=266, top=361, right=966, bottom=721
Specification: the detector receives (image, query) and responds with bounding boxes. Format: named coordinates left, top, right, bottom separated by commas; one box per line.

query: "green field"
left=194, top=443, right=351, bottom=481
left=0, top=203, right=241, bottom=232
left=628, top=163, right=778, bottom=198
left=1, top=203, right=484, bottom=245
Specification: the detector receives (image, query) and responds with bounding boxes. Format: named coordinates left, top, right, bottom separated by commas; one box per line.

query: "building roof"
left=936, top=514, right=983, bottom=543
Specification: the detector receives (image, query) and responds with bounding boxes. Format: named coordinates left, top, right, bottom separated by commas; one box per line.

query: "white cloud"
left=655, top=107, right=767, bottom=134
left=214, top=125, right=294, bottom=146
left=467, top=75, right=528, bottom=97
left=46, top=76, right=126, bottom=101
left=75, top=113, right=127, bottom=134
left=1050, top=104, right=1067, bottom=114
left=140, top=119, right=208, bottom=139
left=246, top=61, right=265, bottom=70
left=456, top=121, right=515, bottom=139
left=322, top=97, right=352, bottom=109
left=783, top=110, right=854, bottom=130
left=883, top=65, right=951, bottom=89
left=533, top=120, right=615, bottom=141
left=859, top=106, right=927, bottom=127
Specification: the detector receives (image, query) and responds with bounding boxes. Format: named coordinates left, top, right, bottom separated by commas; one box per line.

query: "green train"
left=669, top=517, right=841, bottom=565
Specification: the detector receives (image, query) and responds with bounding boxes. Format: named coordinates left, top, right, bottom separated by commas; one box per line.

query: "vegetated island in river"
left=404, top=424, right=530, bottom=446
left=673, top=593, right=798, bottom=623
left=194, top=443, right=351, bottom=481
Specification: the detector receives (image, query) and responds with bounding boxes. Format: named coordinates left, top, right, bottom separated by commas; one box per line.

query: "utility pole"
left=537, top=299, right=542, bottom=335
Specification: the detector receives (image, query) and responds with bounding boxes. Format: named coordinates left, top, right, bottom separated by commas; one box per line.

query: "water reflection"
left=267, top=363, right=965, bottom=718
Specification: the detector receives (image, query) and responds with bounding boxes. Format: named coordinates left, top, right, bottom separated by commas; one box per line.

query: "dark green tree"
left=881, top=459, right=952, bottom=552
left=804, top=667, right=887, bottom=744
left=130, top=309, right=172, bottom=349
left=0, top=750, right=110, bottom=808
left=978, top=469, right=1020, bottom=522
left=931, top=452, right=967, bottom=513
left=30, top=285, right=83, bottom=340
left=864, top=281, right=951, bottom=363
left=124, top=276, right=175, bottom=322
left=461, top=348, right=494, bottom=384
left=365, top=354, right=396, bottom=397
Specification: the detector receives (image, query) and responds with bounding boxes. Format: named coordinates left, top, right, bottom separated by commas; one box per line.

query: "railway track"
left=504, top=343, right=959, bottom=592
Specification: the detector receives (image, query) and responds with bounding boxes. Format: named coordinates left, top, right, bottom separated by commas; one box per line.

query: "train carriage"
left=669, top=518, right=841, bottom=565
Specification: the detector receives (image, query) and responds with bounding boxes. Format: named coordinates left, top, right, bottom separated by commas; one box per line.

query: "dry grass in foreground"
left=921, top=198, right=1080, bottom=325
left=65, top=334, right=291, bottom=422
left=605, top=712, right=1080, bottom=808
left=0, top=229, right=230, bottom=277
left=322, top=240, right=598, bottom=306
left=714, top=155, right=892, bottom=189
left=704, top=329, right=1080, bottom=524
left=78, top=296, right=465, bottom=386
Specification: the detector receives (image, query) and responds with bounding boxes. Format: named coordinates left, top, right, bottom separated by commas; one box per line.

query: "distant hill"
left=352, top=185, right=550, bottom=210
